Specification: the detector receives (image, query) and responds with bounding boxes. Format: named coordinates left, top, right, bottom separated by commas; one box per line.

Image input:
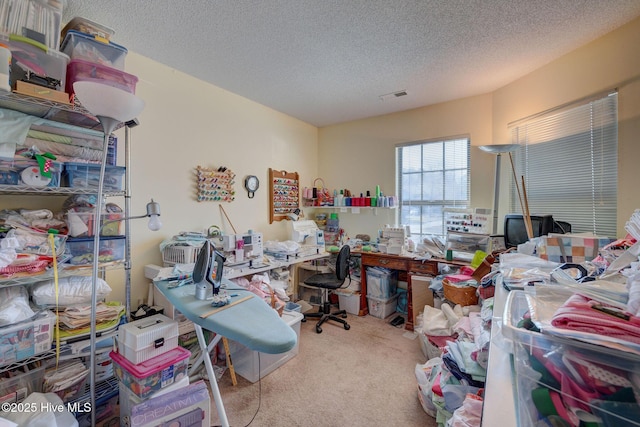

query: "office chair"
left=302, top=245, right=352, bottom=333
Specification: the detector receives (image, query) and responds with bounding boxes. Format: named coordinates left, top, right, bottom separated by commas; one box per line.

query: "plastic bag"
left=31, top=276, right=112, bottom=307
left=415, top=357, right=442, bottom=417
left=0, top=285, right=34, bottom=325
left=447, top=393, right=484, bottom=427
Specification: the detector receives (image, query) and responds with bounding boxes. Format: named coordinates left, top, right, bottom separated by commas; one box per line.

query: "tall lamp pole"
left=478, top=144, right=520, bottom=234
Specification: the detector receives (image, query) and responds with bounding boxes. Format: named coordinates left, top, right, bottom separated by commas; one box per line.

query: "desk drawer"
left=362, top=254, right=408, bottom=270
left=409, top=261, right=438, bottom=275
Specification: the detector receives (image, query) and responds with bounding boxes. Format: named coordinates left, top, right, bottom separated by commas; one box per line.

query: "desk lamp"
left=73, top=81, right=145, bottom=427
left=478, top=144, right=520, bottom=234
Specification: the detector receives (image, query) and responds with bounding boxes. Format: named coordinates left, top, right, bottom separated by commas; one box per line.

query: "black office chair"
left=302, top=245, right=352, bottom=333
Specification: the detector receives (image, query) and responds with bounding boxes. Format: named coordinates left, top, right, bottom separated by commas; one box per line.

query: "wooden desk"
left=357, top=252, right=468, bottom=331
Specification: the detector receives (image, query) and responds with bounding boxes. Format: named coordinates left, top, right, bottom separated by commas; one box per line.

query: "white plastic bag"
left=447, top=393, right=483, bottom=427
left=422, top=305, right=453, bottom=336
left=415, top=357, right=442, bottom=417
left=31, top=276, right=112, bottom=307
left=0, top=285, right=34, bottom=325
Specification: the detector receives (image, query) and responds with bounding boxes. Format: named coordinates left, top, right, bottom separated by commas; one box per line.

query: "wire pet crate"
left=161, top=245, right=202, bottom=267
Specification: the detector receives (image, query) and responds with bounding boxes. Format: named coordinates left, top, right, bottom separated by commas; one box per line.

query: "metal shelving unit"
left=0, top=91, right=127, bottom=421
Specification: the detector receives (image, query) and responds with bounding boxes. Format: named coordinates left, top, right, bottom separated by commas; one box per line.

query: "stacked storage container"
left=59, top=17, right=132, bottom=189
left=366, top=267, right=399, bottom=319
left=59, top=17, right=138, bottom=97
left=110, top=314, right=191, bottom=421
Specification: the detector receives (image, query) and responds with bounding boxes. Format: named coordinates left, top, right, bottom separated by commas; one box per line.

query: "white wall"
left=116, top=54, right=319, bottom=305
left=316, top=93, right=494, bottom=240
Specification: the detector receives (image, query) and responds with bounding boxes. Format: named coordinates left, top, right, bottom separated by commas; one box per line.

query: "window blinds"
left=397, top=137, right=470, bottom=238
left=509, top=92, right=618, bottom=237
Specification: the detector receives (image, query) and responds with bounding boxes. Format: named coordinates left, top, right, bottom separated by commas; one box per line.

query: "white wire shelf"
left=0, top=91, right=121, bottom=131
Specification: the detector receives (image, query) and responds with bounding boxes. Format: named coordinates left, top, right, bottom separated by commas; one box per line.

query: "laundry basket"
left=161, top=245, right=202, bottom=267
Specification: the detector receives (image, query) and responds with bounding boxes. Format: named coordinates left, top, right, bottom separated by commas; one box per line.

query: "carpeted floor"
left=210, top=312, right=438, bottom=427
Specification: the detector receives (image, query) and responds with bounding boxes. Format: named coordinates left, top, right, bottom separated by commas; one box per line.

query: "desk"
left=223, top=252, right=328, bottom=280
left=154, top=280, right=297, bottom=427
left=357, top=252, right=468, bottom=330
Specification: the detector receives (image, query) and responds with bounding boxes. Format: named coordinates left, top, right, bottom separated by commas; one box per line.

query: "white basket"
left=161, top=245, right=201, bottom=266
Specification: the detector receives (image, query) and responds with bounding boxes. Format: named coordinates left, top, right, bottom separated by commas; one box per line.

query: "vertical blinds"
left=509, top=91, right=618, bottom=237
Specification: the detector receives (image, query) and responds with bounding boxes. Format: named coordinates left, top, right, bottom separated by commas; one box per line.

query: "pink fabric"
left=0, top=260, right=49, bottom=277
left=550, top=293, right=640, bottom=344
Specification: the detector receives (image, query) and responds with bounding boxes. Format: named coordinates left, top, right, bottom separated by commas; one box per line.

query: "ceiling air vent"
left=379, top=90, right=408, bottom=101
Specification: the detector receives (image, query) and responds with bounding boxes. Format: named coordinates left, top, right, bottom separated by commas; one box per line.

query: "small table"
left=154, top=280, right=297, bottom=427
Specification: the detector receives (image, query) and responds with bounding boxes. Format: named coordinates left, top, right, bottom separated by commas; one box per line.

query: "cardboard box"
left=410, top=275, right=434, bottom=328
left=128, top=379, right=210, bottom=427
left=14, top=81, right=70, bottom=104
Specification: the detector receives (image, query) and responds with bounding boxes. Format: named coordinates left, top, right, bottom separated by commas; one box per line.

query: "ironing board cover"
left=154, top=280, right=296, bottom=354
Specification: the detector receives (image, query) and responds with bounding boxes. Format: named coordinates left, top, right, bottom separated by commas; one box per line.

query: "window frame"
left=396, top=136, right=471, bottom=241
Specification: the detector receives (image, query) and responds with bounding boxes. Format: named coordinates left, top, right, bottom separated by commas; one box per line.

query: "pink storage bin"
left=111, top=346, right=190, bottom=399
left=67, top=58, right=138, bottom=96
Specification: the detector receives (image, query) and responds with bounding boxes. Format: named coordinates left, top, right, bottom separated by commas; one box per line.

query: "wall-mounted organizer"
left=444, top=207, right=492, bottom=234
left=269, top=168, right=299, bottom=223
left=196, top=166, right=235, bottom=202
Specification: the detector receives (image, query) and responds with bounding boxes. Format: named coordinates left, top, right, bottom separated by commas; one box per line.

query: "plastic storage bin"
left=116, top=314, right=179, bottom=364
left=284, top=301, right=301, bottom=312
left=111, top=346, right=190, bottom=399
left=0, top=365, right=45, bottom=403
left=60, top=30, right=128, bottom=70
left=367, top=293, right=399, bottom=319
left=5, top=34, right=69, bottom=91
left=0, top=0, right=63, bottom=49
left=227, top=310, right=302, bottom=383
left=61, top=17, right=115, bottom=42
left=66, top=58, right=138, bottom=97
left=65, top=235, right=125, bottom=266
left=118, top=376, right=189, bottom=422
left=366, top=267, right=398, bottom=299
left=63, top=162, right=125, bottom=191
left=503, top=290, right=640, bottom=427
left=298, top=282, right=324, bottom=306
left=0, top=311, right=56, bottom=365
left=65, top=209, right=124, bottom=237
left=0, top=158, right=63, bottom=187
left=126, top=380, right=210, bottom=427
left=335, top=289, right=360, bottom=315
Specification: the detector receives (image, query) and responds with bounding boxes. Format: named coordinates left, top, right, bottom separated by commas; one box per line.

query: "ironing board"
left=154, top=280, right=297, bottom=427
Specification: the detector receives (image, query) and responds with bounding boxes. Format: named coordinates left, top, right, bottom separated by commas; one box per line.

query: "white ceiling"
left=62, top=1, right=640, bottom=127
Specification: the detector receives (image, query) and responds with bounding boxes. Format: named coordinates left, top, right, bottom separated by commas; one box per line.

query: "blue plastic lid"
left=61, top=29, right=128, bottom=54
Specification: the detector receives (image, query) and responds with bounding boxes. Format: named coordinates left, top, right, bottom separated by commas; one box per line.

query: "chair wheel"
left=344, top=324, right=350, bottom=330
left=301, top=318, right=307, bottom=322
left=316, top=326, right=323, bottom=333
left=341, top=314, right=347, bottom=318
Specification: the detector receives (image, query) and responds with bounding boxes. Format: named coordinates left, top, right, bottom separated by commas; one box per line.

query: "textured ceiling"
left=62, top=1, right=640, bottom=127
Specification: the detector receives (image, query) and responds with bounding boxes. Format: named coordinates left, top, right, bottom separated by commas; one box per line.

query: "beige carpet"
left=209, top=312, right=438, bottom=427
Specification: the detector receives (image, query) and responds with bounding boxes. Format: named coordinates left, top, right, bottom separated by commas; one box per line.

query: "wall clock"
left=244, top=175, right=259, bottom=198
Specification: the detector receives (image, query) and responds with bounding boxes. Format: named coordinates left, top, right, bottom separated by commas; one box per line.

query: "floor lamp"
left=479, top=144, right=520, bottom=235
left=73, top=81, right=145, bottom=427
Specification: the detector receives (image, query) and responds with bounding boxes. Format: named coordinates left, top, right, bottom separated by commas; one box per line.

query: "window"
left=396, top=137, right=470, bottom=241
left=509, top=91, right=617, bottom=237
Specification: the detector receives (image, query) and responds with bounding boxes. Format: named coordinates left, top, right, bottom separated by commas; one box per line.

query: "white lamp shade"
left=73, top=81, right=145, bottom=122
left=479, top=144, right=520, bottom=154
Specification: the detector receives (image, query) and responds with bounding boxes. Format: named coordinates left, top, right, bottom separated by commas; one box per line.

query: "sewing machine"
left=378, top=225, right=410, bottom=254
left=220, top=231, right=264, bottom=266
left=290, top=220, right=325, bottom=255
